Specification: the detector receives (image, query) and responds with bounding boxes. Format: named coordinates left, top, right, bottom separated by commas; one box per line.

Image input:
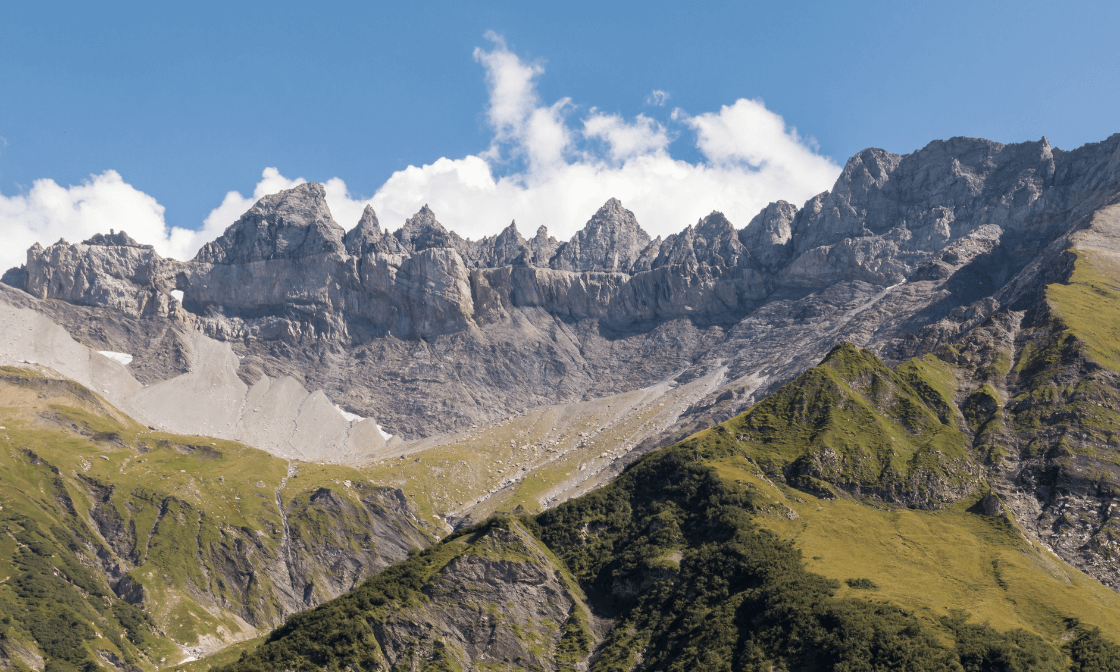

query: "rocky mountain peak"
left=740, top=201, right=797, bottom=271
left=531, top=225, right=553, bottom=245
left=550, top=198, right=652, bottom=272
left=653, top=211, right=746, bottom=269
left=82, top=229, right=152, bottom=249
left=194, top=182, right=346, bottom=264
left=469, top=221, right=531, bottom=267
left=343, top=205, right=385, bottom=256
left=786, top=135, right=1076, bottom=259
left=691, top=211, right=744, bottom=267
left=527, top=225, right=560, bottom=266
left=495, top=221, right=525, bottom=246
left=394, top=205, right=466, bottom=254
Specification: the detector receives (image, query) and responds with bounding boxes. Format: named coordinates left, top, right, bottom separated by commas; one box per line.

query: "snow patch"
left=97, top=351, right=133, bottom=366
left=333, top=404, right=391, bottom=439
left=170, top=289, right=184, bottom=302
left=334, top=405, right=363, bottom=423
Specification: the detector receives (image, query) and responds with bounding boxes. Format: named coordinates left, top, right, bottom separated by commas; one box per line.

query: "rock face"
left=195, top=183, right=346, bottom=264
left=373, top=524, right=592, bottom=672
left=550, top=197, right=652, bottom=272
left=217, top=519, right=595, bottom=672
left=740, top=200, right=797, bottom=271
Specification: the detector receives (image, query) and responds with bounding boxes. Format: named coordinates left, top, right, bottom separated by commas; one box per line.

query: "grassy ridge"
left=222, top=441, right=1120, bottom=671
left=1046, top=248, right=1120, bottom=375
left=723, top=343, right=976, bottom=508
left=718, top=456, right=1120, bottom=642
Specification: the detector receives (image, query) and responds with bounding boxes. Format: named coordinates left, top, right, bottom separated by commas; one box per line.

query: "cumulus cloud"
left=646, top=90, right=670, bottom=106
left=0, top=171, right=169, bottom=270
left=0, top=33, right=841, bottom=273
left=473, top=32, right=571, bottom=172
left=583, top=112, right=671, bottom=162
left=0, top=168, right=310, bottom=272
left=350, top=35, right=841, bottom=243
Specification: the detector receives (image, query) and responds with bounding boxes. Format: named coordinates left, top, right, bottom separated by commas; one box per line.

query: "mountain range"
left=1, top=133, right=1120, bottom=670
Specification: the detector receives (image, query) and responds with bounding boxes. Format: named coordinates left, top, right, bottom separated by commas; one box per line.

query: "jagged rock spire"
left=344, top=205, right=385, bottom=256
left=394, top=205, right=469, bottom=254
left=83, top=229, right=151, bottom=249
left=740, top=201, right=797, bottom=272
left=551, top=198, right=652, bottom=273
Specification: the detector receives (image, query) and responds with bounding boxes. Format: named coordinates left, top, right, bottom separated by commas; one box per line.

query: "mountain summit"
left=550, top=197, right=653, bottom=272
left=195, top=182, right=346, bottom=264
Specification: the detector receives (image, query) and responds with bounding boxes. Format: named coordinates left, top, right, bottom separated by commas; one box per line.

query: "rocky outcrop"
left=392, top=204, right=470, bottom=256
left=83, top=229, right=151, bottom=248
left=739, top=200, right=796, bottom=271
left=374, top=523, right=593, bottom=672
left=221, top=519, right=595, bottom=672
left=19, top=237, right=179, bottom=318
left=550, top=197, right=653, bottom=272
left=653, top=211, right=749, bottom=270
left=343, top=205, right=386, bottom=256
left=195, top=182, right=346, bottom=264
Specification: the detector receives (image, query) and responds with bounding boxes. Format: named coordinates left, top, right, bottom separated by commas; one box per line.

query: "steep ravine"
left=275, top=462, right=296, bottom=597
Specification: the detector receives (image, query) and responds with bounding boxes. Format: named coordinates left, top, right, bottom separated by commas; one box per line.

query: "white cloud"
left=472, top=32, right=571, bottom=172
left=0, top=34, right=842, bottom=273
left=684, top=100, right=836, bottom=188
left=350, top=38, right=841, bottom=243
left=0, top=168, right=306, bottom=271
left=0, top=171, right=169, bottom=271
left=646, top=90, right=670, bottom=106
left=583, top=112, right=671, bottom=162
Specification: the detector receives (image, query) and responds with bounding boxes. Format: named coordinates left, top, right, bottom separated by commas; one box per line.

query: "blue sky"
left=1, top=1, right=1118, bottom=267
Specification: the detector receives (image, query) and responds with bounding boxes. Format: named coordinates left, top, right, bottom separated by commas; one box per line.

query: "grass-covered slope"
left=217, top=342, right=1120, bottom=672
left=1045, top=205, right=1120, bottom=375
left=727, top=343, right=975, bottom=508
left=0, top=367, right=432, bottom=671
